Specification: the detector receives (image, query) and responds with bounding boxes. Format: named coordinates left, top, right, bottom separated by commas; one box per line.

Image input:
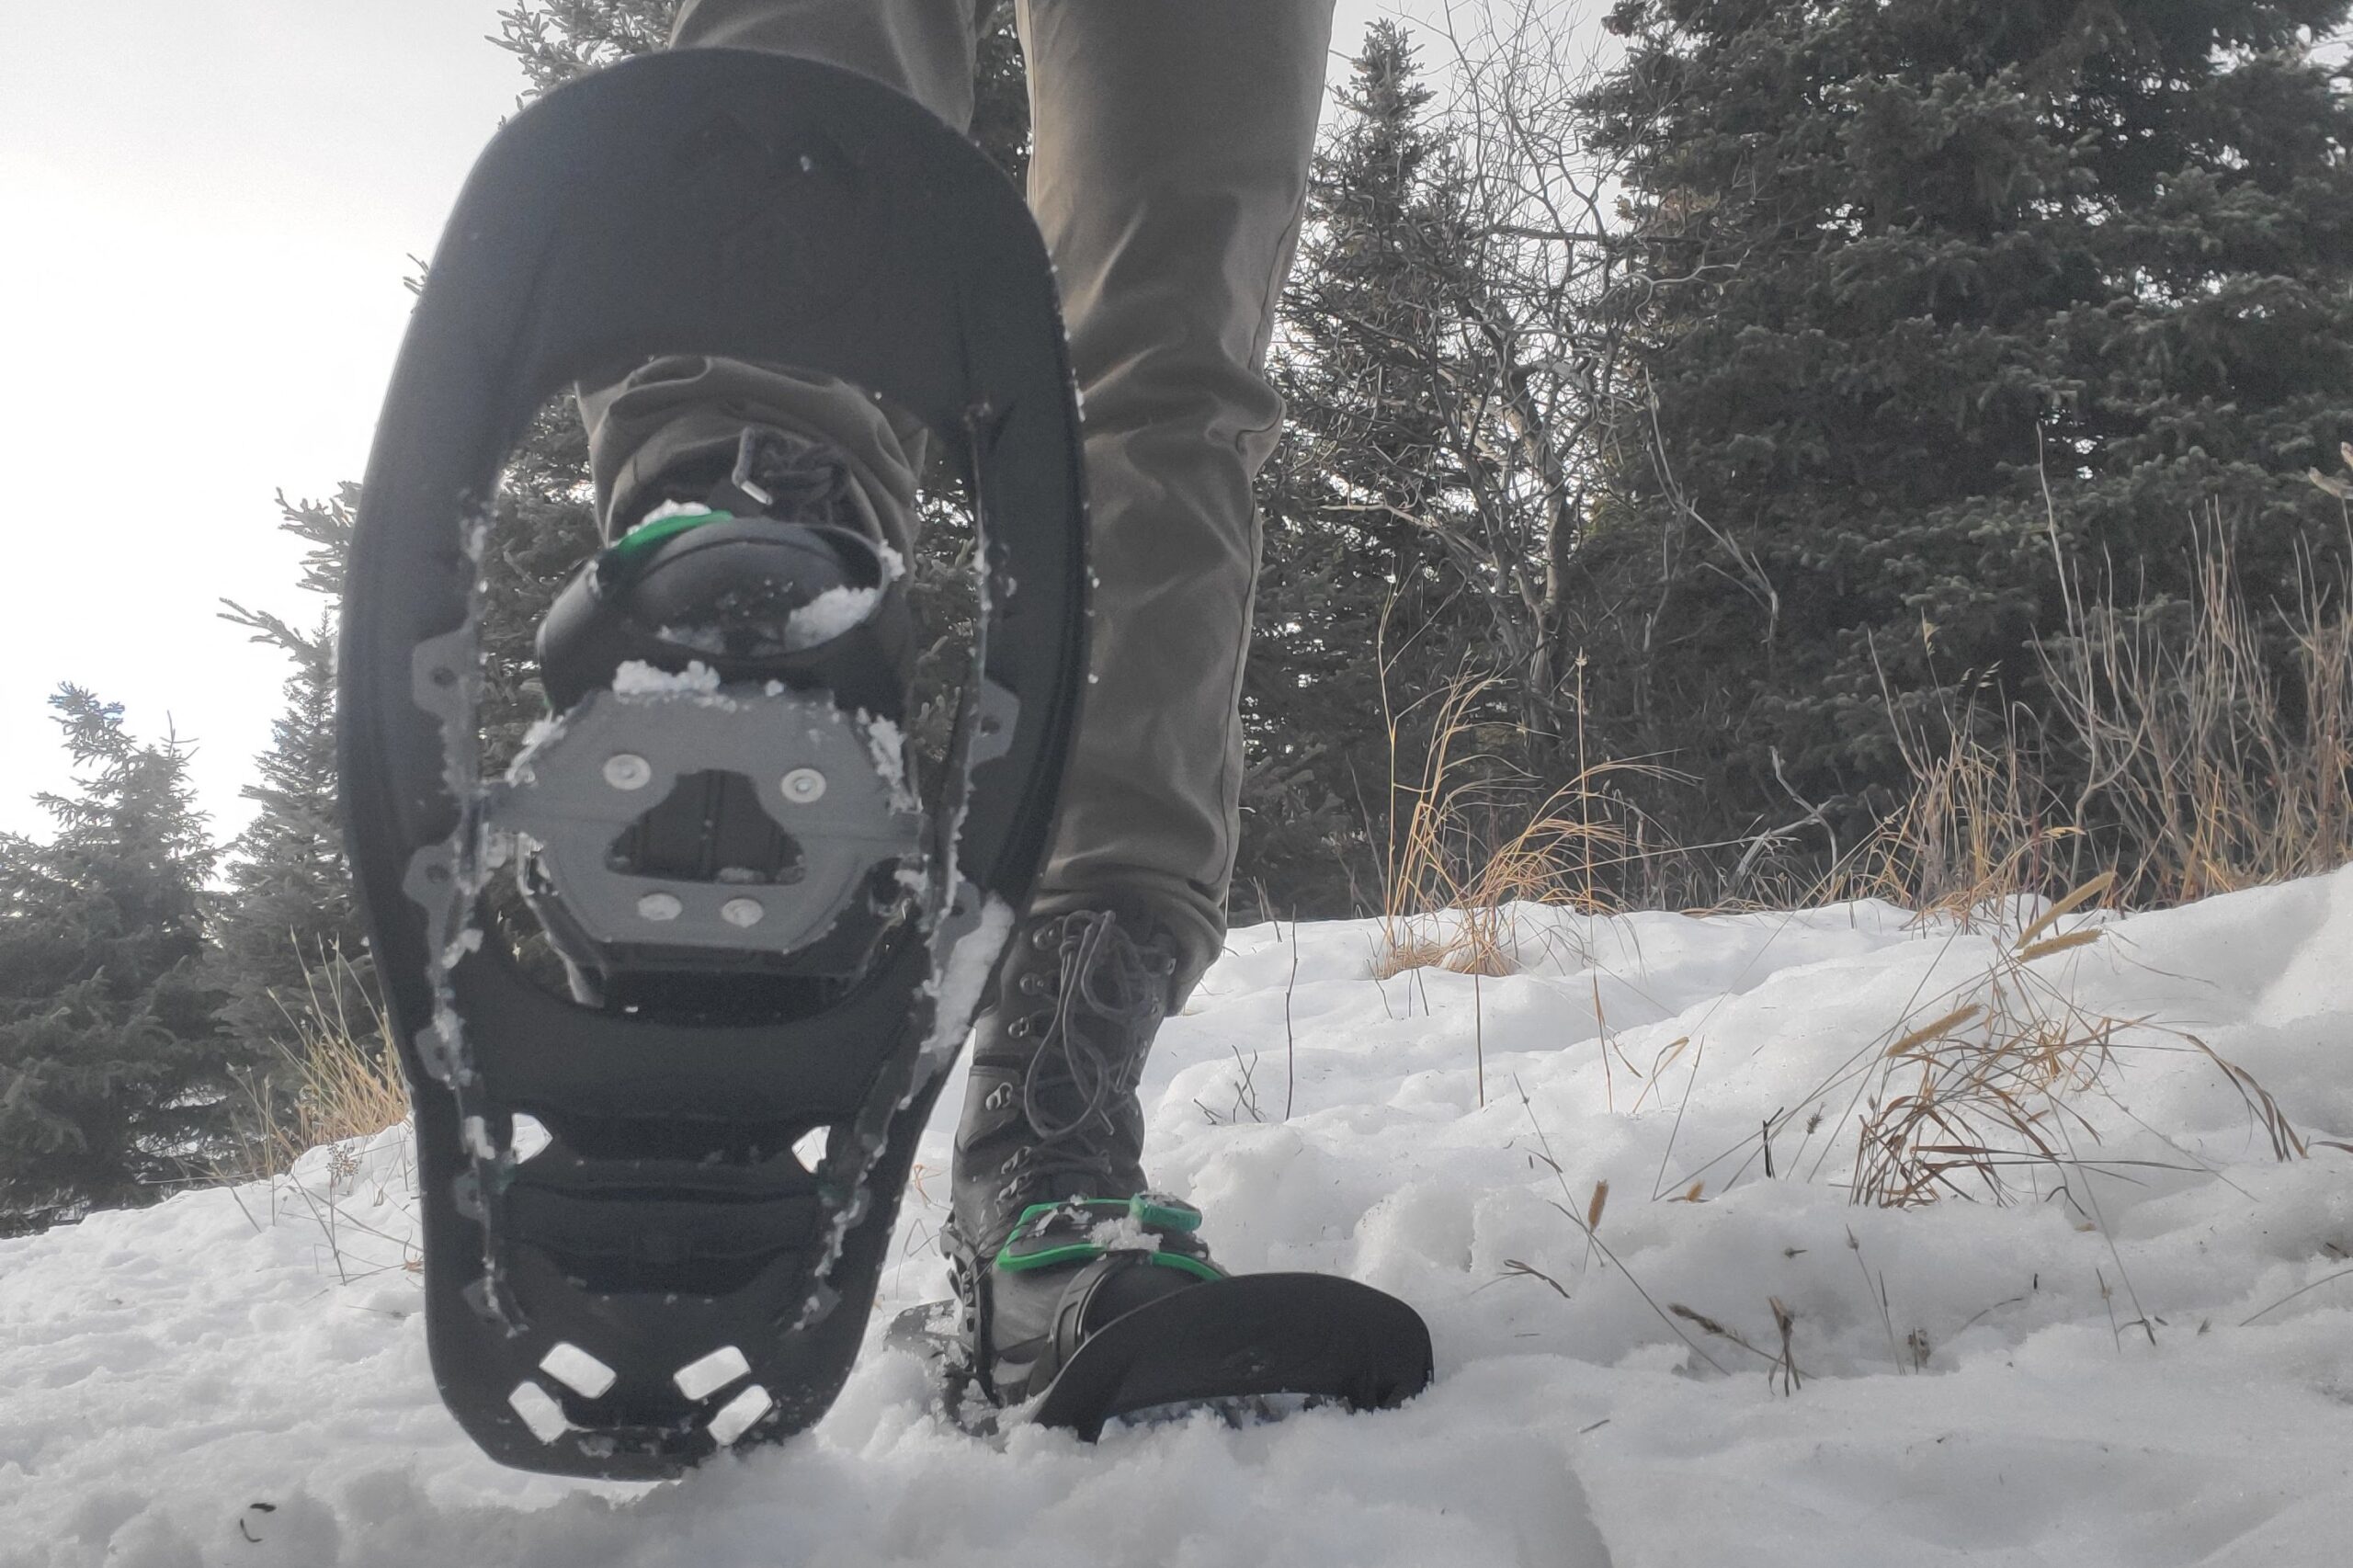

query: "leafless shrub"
left=2041, top=510, right=2353, bottom=906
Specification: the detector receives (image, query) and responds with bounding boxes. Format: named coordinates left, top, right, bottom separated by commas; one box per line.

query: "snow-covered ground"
left=6, top=871, right=2352, bottom=1566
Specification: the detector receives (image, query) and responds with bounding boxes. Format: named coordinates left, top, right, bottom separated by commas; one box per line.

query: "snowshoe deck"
left=339, top=50, right=1087, bottom=1478
left=888, top=1275, right=1435, bottom=1441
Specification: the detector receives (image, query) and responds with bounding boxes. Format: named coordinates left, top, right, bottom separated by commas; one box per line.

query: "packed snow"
left=609, top=659, right=723, bottom=698
left=5, top=870, right=2352, bottom=1566
left=783, top=584, right=883, bottom=651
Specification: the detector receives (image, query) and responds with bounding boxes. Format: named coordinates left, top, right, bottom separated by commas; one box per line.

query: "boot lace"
left=993, top=909, right=1175, bottom=1207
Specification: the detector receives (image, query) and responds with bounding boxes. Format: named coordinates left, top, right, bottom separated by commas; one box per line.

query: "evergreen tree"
left=210, top=489, right=372, bottom=1059
left=494, top=0, right=684, bottom=93
left=1573, top=0, right=2353, bottom=858
left=1246, top=20, right=1615, bottom=915
left=967, top=0, right=1033, bottom=185
left=1251, top=23, right=1494, bottom=914
left=0, top=690, right=231, bottom=1233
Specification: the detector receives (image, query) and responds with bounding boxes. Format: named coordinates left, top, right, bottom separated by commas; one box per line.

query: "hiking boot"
left=940, top=900, right=1227, bottom=1403
left=538, top=424, right=912, bottom=720
left=525, top=425, right=916, bottom=1007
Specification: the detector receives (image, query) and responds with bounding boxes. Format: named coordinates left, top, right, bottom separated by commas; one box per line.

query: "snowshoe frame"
left=338, top=51, right=1086, bottom=1478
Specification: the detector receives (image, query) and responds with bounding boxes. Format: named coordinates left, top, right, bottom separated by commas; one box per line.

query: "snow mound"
left=6, top=873, right=2352, bottom=1566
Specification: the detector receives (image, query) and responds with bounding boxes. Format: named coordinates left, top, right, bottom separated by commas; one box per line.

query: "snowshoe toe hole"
left=673, top=1344, right=752, bottom=1402
left=538, top=1342, right=617, bottom=1400
left=789, top=1124, right=833, bottom=1175
left=509, top=1111, right=552, bottom=1164
left=506, top=1380, right=570, bottom=1444
left=608, top=769, right=803, bottom=886
left=709, top=1384, right=775, bottom=1446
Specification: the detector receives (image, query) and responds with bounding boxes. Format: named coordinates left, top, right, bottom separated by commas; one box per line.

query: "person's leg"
left=670, top=0, right=978, bottom=121
left=576, top=0, right=982, bottom=551
left=939, top=5, right=1336, bottom=1400
left=542, top=2, right=984, bottom=1010
left=590, top=3, right=1335, bottom=981
left=1015, top=0, right=1338, bottom=992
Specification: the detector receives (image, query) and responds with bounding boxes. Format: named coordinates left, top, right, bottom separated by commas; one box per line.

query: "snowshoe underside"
left=339, top=50, right=1087, bottom=1478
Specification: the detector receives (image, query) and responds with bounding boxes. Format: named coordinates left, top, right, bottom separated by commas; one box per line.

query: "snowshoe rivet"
left=722, top=897, right=766, bottom=927
left=637, top=892, right=683, bottom=922
left=779, top=767, right=828, bottom=803
left=603, top=753, right=653, bottom=790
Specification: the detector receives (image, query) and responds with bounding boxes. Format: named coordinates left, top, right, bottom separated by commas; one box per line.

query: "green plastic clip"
left=994, top=1194, right=1220, bottom=1282
left=600, top=506, right=734, bottom=577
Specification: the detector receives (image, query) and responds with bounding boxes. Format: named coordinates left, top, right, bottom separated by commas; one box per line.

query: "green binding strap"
left=995, top=1195, right=1222, bottom=1282
left=602, top=506, right=735, bottom=576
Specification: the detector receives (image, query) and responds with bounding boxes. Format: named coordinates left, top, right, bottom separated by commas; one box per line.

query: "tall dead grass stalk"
left=228, top=947, right=410, bottom=1182
left=1825, top=715, right=2078, bottom=926
left=2041, top=510, right=2353, bottom=905
left=1375, top=671, right=1667, bottom=977
left=1825, top=892, right=2313, bottom=1210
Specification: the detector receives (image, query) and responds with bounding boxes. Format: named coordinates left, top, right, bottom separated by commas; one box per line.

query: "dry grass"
left=204, top=949, right=422, bottom=1285
left=1824, top=716, right=2080, bottom=928
left=1362, top=508, right=2347, bottom=957
left=1373, top=672, right=1668, bottom=978
left=1773, top=880, right=2313, bottom=1212
left=1847, top=919, right=2127, bottom=1209
left=226, top=949, right=411, bottom=1184
left=1638, top=857, right=2317, bottom=1232
left=2041, top=511, right=2353, bottom=906
left=1710, top=507, right=2353, bottom=939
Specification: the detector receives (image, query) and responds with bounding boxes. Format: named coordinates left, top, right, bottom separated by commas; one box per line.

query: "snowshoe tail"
left=338, top=51, right=1086, bottom=1478
left=890, top=1276, right=1435, bottom=1442
left=1029, top=1274, right=1432, bottom=1439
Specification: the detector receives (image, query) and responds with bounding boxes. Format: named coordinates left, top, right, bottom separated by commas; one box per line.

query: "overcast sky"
left=0, top=0, right=1446, bottom=842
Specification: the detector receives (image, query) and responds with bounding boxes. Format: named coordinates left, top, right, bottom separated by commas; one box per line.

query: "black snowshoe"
left=341, top=47, right=1431, bottom=1479
left=891, top=1194, right=1433, bottom=1441
left=890, top=902, right=1432, bottom=1439
left=339, top=50, right=1089, bottom=1478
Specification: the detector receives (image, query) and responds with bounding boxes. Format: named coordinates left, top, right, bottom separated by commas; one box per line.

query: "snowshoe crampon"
left=338, top=51, right=1086, bottom=1478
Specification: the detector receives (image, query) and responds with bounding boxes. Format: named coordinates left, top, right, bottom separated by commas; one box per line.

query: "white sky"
left=0, top=0, right=1438, bottom=843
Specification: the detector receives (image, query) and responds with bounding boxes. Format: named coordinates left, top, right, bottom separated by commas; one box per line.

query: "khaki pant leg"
left=1016, top=0, right=1336, bottom=983
left=581, top=1, right=1336, bottom=991
left=670, top=0, right=980, bottom=125
left=575, top=0, right=981, bottom=550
